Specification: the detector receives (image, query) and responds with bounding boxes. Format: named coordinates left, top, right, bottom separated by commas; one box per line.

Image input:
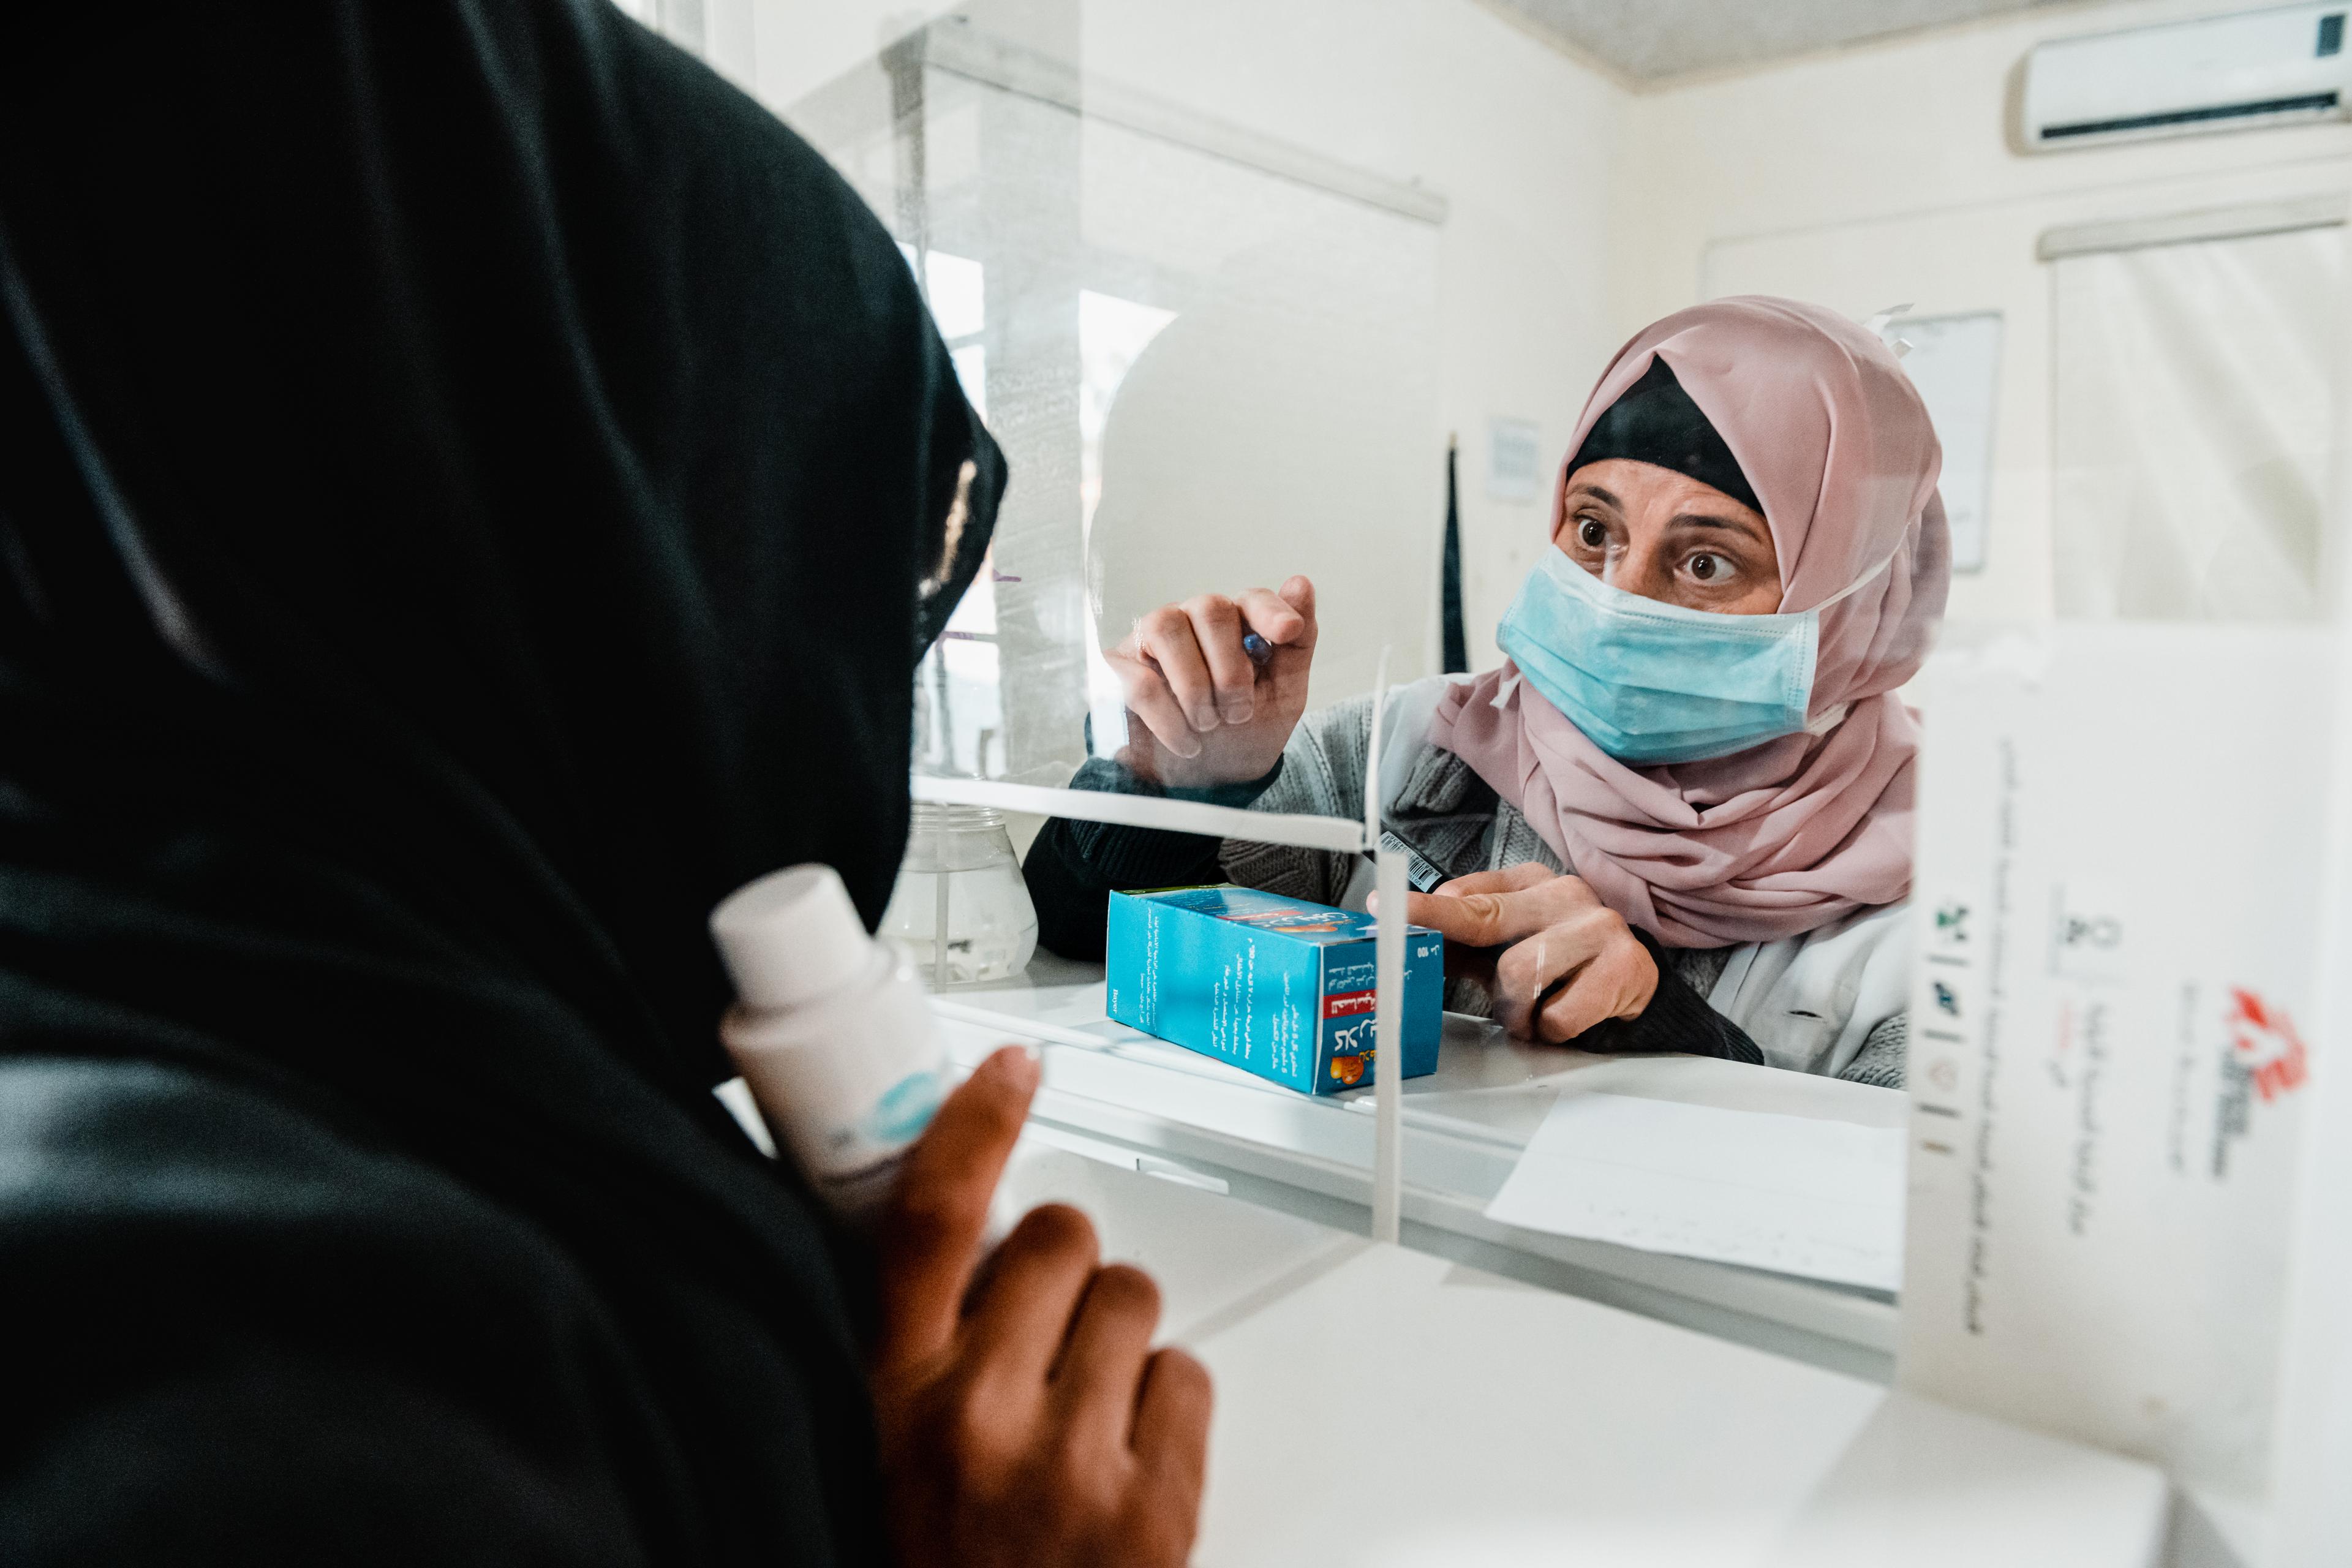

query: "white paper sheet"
left=1483, top=1090, right=1905, bottom=1291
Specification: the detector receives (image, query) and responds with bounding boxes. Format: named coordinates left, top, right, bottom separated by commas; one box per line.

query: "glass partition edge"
left=910, top=772, right=1368, bottom=854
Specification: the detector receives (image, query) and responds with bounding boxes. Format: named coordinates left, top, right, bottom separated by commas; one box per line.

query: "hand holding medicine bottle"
left=870, top=1047, right=1213, bottom=1568
left=1106, top=573, right=1317, bottom=790
left=710, top=872, right=1210, bottom=1562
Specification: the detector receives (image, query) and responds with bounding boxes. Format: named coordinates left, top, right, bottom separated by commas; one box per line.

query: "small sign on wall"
left=1891, top=311, right=2002, bottom=573
left=1487, top=418, right=1543, bottom=503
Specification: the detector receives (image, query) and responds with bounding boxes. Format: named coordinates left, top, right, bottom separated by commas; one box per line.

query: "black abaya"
left=0, top=3, right=1001, bottom=1562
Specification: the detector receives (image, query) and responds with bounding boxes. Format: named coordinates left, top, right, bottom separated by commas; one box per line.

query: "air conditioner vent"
left=2040, top=90, right=2342, bottom=141
left=2024, top=4, right=2352, bottom=152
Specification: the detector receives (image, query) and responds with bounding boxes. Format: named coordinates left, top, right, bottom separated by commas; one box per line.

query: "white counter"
left=937, top=952, right=1905, bottom=1378
left=1001, top=1142, right=2168, bottom=1567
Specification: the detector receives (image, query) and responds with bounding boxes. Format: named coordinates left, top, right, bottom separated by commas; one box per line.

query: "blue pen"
left=1242, top=631, right=1274, bottom=666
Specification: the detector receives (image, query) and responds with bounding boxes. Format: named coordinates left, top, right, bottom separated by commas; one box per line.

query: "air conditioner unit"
left=2022, top=3, right=2352, bottom=151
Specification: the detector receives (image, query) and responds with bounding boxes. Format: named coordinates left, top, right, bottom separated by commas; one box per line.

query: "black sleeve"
left=1024, top=755, right=1283, bottom=961
left=10, top=1348, right=646, bottom=1568
left=0, top=1058, right=712, bottom=1568
left=1572, top=929, right=1766, bottom=1065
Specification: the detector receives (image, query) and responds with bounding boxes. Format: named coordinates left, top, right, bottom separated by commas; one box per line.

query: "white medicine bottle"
left=710, top=863, right=948, bottom=1221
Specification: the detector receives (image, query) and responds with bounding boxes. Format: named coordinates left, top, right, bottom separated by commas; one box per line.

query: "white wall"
left=1074, top=3, right=1626, bottom=666
left=1610, top=0, right=2352, bottom=624
left=748, top=0, right=1627, bottom=671
left=732, top=0, right=2352, bottom=640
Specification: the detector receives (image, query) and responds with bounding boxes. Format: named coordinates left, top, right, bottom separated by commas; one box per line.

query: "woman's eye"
left=1577, top=518, right=1607, bottom=549
left=1689, top=553, right=1721, bottom=581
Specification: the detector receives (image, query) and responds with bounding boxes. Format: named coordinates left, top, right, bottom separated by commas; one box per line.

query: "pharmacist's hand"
left=1107, top=575, right=1316, bottom=791
left=871, top=1046, right=1212, bottom=1568
left=1402, top=865, right=1657, bottom=1042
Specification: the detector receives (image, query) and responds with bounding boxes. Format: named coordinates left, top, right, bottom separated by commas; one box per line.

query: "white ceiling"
left=1480, top=0, right=2064, bottom=83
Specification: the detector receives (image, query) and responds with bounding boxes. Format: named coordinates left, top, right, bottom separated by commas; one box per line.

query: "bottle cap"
left=709, top=864, right=875, bottom=1012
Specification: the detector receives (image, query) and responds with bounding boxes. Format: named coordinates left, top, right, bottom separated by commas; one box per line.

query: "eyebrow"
left=1569, top=483, right=1770, bottom=545
left=1667, top=512, right=1770, bottom=543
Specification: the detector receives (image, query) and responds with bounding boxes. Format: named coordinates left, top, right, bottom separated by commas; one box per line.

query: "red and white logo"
left=2227, top=987, right=2309, bottom=1104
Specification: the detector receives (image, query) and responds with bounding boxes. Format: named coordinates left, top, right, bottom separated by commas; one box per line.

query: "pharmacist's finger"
left=1235, top=586, right=1308, bottom=650
left=1180, top=595, right=1259, bottom=725
left=1276, top=575, right=1318, bottom=655
left=1432, top=864, right=1556, bottom=900
left=1406, top=877, right=1562, bottom=949
left=1535, top=940, right=1656, bottom=1042
left=1133, top=605, right=1222, bottom=732
left=1107, top=649, right=1203, bottom=760
left=1370, top=862, right=1538, bottom=918
left=875, top=1046, right=1040, bottom=1371
left=1267, top=577, right=1319, bottom=707
left=1491, top=924, right=1610, bottom=1038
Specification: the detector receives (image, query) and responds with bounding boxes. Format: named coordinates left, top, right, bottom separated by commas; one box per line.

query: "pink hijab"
left=1430, top=296, right=1951, bottom=948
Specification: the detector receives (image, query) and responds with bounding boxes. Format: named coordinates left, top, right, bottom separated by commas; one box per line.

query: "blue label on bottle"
left=863, top=1069, right=945, bottom=1145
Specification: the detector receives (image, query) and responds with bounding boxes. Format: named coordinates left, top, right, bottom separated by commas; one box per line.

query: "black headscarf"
left=1565, top=355, right=1763, bottom=517
left=0, top=2, right=998, bottom=1562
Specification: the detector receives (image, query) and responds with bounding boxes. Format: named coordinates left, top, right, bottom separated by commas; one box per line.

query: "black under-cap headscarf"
left=0, top=3, right=998, bottom=1562
left=1566, top=355, right=1763, bottom=516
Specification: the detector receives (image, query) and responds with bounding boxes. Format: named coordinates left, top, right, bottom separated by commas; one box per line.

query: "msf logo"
left=2228, top=987, right=2309, bottom=1104
left=2213, top=986, right=2308, bottom=1180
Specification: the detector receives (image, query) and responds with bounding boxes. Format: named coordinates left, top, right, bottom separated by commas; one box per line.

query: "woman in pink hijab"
left=1026, top=296, right=1950, bottom=1085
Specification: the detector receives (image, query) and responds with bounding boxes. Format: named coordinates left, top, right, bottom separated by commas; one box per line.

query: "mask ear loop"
left=1803, top=538, right=1910, bottom=615
left=1789, top=533, right=1913, bottom=735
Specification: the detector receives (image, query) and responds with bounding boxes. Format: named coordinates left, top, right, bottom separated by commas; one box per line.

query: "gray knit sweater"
left=1212, top=690, right=1909, bottom=1088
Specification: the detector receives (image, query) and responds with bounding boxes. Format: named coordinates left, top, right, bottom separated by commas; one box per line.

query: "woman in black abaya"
left=0, top=4, right=1206, bottom=1564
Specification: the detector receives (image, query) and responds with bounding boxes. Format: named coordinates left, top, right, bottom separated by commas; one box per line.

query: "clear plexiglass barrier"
left=792, top=7, right=1439, bottom=858
left=769, top=6, right=2352, bottom=1446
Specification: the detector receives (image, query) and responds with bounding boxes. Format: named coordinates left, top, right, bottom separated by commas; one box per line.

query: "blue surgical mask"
left=1496, top=546, right=1871, bottom=766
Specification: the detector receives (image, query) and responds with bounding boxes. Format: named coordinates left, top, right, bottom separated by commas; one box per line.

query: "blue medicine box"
left=1104, top=884, right=1444, bottom=1095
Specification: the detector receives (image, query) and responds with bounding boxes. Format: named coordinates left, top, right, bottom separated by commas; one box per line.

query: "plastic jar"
left=881, top=802, right=1039, bottom=987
